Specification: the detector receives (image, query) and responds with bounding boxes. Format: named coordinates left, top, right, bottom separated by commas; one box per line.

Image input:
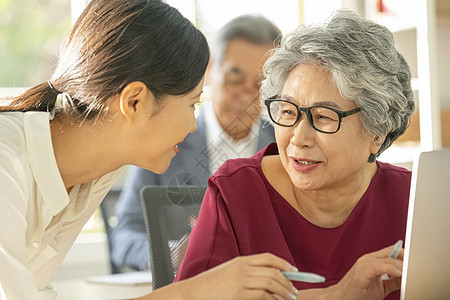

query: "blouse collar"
left=24, top=112, right=69, bottom=215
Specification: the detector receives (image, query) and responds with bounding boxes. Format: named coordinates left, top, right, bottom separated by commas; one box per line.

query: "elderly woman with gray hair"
left=175, top=10, right=414, bottom=300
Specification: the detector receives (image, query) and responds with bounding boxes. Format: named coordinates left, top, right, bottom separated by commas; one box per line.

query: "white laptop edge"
left=400, top=150, right=421, bottom=300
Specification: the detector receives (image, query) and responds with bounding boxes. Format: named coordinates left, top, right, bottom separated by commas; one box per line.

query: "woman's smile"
left=290, top=156, right=321, bottom=173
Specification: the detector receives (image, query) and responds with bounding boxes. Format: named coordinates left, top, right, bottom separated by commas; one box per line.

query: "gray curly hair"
left=261, top=10, right=415, bottom=162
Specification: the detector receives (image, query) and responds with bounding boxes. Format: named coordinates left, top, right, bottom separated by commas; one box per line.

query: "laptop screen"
left=401, top=148, right=450, bottom=299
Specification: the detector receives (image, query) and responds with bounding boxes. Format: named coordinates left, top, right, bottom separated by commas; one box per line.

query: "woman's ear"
left=370, top=134, right=385, bottom=155
left=119, top=81, right=153, bottom=124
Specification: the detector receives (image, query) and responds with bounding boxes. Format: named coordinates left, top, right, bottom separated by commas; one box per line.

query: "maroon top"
left=175, top=143, right=411, bottom=299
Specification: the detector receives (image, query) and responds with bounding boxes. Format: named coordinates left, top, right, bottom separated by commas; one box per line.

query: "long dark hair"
left=0, top=0, right=210, bottom=120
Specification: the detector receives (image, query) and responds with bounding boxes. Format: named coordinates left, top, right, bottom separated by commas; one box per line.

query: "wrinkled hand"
left=329, top=244, right=404, bottom=300
left=181, top=253, right=299, bottom=300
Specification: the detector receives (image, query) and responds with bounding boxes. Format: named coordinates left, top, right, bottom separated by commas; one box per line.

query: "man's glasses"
left=264, top=98, right=362, bottom=134
left=223, top=67, right=260, bottom=96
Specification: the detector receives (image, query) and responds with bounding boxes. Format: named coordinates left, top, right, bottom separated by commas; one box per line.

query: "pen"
left=389, top=240, right=403, bottom=259
left=281, top=271, right=326, bottom=283
left=381, top=239, right=403, bottom=280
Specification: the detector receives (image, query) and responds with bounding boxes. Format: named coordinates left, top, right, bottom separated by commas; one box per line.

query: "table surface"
left=52, top=279, right=153, bottom=300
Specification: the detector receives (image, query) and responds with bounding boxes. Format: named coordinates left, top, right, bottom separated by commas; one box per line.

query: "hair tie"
left=47, top=80, right=90, bottom=119
left=47, top=80, right=61, bottom=95
left=47, top=80, right=66, bottom=120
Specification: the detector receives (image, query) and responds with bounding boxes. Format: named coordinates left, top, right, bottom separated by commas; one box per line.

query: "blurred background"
left=0, top=0, right=448, bottom=280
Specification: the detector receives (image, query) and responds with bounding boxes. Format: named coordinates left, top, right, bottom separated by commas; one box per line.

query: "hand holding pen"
left=381, top=240, right=403, bottom=280
left=316, top=242, right=404, bottom=300
left=281, top=240, right=403, bottom=285
left=281, top=241, right=402, bottom=285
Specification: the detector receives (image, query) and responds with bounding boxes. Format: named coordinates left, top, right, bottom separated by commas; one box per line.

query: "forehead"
left=284, top=63, right=332, bottom=89
left=281, top=63, right=351, bottom=109
left=221, top=38, right=274, bottom=75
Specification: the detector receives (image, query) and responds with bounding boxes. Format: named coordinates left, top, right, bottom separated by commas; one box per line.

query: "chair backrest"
left=99, top=189, right=122, bottom=274
left=140, top=185, right=207, bottom=290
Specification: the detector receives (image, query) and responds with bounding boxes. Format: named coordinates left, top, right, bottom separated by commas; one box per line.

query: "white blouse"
left=0, top=112, right=123, bottom=299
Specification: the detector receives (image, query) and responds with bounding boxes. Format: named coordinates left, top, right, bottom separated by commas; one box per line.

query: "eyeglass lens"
left=223, top=68, right=260, bottom=95
left=269, top=101, right=340, bottom=133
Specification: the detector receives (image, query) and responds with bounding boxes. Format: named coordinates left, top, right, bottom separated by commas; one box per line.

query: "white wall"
left=437, top=22, right=450, bottom=108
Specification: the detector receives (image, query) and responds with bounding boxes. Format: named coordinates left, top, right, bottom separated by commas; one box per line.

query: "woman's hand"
left=178, top=253, right=299, bottom=300
left=327, top=244, right=404, bottom=300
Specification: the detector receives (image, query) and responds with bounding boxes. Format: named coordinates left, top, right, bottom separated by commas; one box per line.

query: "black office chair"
left=99, top=189, right=122, bottom=274
left=140, top=185, right=207, bottom=290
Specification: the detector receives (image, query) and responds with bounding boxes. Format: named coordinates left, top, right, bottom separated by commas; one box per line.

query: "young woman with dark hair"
left=0, top=0, right=299, bottom=299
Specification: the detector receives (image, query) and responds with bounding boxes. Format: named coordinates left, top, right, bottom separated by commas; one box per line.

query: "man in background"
left=109, top=15, right=282, bottom=271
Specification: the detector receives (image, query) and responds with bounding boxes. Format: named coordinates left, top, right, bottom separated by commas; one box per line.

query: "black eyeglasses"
left=264, top=98, right=362, bottom=134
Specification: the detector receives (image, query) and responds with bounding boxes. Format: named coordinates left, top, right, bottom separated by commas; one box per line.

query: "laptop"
left=401, top=148, right=450, bottom=299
